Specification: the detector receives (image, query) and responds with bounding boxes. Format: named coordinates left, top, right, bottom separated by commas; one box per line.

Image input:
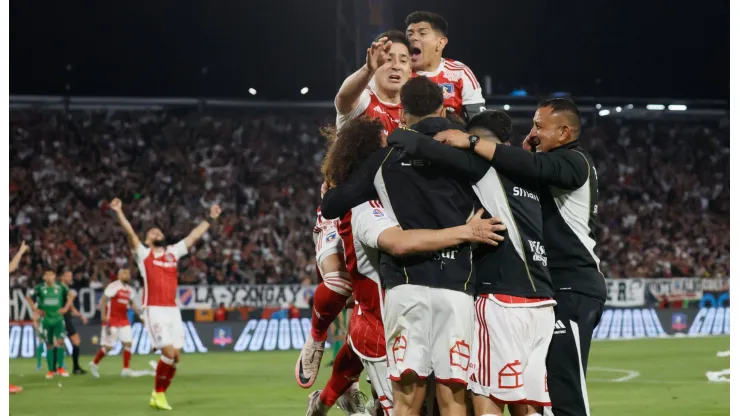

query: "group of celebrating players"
left=13, top=10, right=605, bottom=416
left=296, top=10, right=605, bottom=416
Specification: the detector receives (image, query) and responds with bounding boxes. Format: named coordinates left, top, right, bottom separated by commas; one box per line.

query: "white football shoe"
left=296, top=336, right=325, bottom=388
left=337, top=389, right=371, bottom=416
left=306, top=390, right=330, bottom=416
left=88, top=362, right=100, bottom=379
left=121, top=368, right=133, bottom=377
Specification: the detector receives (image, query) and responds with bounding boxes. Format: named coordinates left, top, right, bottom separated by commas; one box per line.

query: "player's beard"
left=152, top=239, right=168, bottom=248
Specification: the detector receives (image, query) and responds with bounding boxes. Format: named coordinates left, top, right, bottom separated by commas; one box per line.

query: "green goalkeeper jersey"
left=31, top=283, right=69, bottom=322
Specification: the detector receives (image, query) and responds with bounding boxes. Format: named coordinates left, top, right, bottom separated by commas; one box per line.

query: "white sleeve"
left=103, top=281, right=119, bottom=298
left=134, top=243, right=149, bottom=261
left=335, top=89, right=372, bottom=131
left=460, top=64, right=485, bottom=105
left=352, top=201, right=399, bottom=249
left=315, top=221, right=343, bottom=266
left=170, top=240, right=189, bottom=260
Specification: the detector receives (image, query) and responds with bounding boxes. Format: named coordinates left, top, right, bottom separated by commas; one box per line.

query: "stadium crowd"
left=8, top=109, right=730, bottom=290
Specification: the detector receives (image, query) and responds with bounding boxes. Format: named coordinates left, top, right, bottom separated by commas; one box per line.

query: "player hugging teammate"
left=297, top=10, right=603, bottom=416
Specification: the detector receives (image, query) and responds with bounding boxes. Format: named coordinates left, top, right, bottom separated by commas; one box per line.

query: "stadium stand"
left=9, top=110, right=729, bottom=291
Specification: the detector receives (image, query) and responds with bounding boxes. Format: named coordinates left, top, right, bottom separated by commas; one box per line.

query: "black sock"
left=73, top=345, right=81, bottom=369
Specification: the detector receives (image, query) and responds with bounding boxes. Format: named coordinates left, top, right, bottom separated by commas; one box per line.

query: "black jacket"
left=491, top=141, right=606, bottom=301
left=321, top=117, right=477, bottom=294
left=389, top=130, right=554, bottom=299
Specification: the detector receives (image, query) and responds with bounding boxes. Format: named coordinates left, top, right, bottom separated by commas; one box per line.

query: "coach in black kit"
left=321, top=77, right=488, bottom=415
left=436, top=98, right=605, bottom=416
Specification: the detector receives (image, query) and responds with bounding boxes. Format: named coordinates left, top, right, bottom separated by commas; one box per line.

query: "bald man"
left=436, top=98, right=605, bottom=416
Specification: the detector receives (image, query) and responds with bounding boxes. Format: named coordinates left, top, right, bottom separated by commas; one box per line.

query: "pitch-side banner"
left=9, top=284, right=318, bottom=321
left=605, top=279, right=646, bottom=307
left=9, top=317, right=317, bottom=358
left=10, top=308, right=729, bottom=358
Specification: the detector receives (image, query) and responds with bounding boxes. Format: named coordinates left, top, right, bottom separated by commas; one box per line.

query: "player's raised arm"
left=183, top=204, right=222, bottom=249
left=110, top=198, right=142, bottom=250
left=9, top=241, right=29, bottom=274
left=377, top=209, right=505, bottom=257
left=335, top=37, right=390, bottom=115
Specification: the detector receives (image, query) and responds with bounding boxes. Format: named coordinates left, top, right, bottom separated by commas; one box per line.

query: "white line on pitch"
left=589, top=366, right=640, bottom=382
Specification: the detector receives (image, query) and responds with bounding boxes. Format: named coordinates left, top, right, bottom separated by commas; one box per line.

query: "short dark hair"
left=405, top=11, right=449, bottom=36
left=467, top=110, right=513, bottom=143
left=376, top=30, right=409, bottom=51
left=400, top=76, right=444, bottom=117
left=537, top=98, right=582, bottom=138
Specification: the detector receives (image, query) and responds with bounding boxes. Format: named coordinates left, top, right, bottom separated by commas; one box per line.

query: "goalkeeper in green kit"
left=27, top=269, right=74, bottom=379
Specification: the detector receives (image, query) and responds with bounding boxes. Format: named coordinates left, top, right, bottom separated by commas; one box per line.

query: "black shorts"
left=546, top=291, right=604, bottom=416
left=64, top=314, right=77, bottom=337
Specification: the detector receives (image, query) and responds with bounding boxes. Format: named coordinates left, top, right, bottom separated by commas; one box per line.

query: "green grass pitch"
left=9, top=336, right=729, bottom=415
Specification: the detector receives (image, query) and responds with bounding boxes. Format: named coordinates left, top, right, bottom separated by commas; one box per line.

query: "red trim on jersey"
left=389, top=368, right=428, bottom=381
left=435, top=377, right=468, bottom=386
left=482, top=293, right=554, bottom=304
left=488, top=394, right=552, bottom=407
left=444, top=60, right=480, bottom=90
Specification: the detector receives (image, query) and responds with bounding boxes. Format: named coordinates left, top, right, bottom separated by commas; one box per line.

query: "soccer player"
left=308, top=116, right=506, bottom=416
left=335, top=30, right=412, bottom=134
left=10, top=241, right=30, bottom=393
left=391, top=111, right=557, bottom=416
left=27, top=269, right=74, bottom=379
left=89, top=268, right=143, bottom=378
left=110, top=197, right=222, bottom=410
left=436, top=99, right=604, bottom=416
left=405, top=11, right=486, bottom=120
left=59, top=270, right=89, bottom=374
left=296, top=30, right=412, bottom=389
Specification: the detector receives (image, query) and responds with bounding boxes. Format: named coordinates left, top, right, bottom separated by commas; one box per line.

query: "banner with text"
left=9, top=284, right=317, bottom=321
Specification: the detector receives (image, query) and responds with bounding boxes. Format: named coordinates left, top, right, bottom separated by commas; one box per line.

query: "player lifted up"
left=296, top=29, right=413, bottom=391
left=110, top=197, right=221, bottom=411
left=89, top=268, right=143, bottom=378
left=405, top=11, right=486, bottom=120
left=335, top=29, right=412, bottom=133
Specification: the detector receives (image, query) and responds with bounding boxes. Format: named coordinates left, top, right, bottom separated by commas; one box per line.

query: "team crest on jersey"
left=372, top=209, right=384, bottom=218
left=440, top=83, right=455, bottom=99
left=325, top=231, right=337, bottom=243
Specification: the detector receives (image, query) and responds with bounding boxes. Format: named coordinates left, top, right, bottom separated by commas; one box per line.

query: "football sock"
left=155, top=356, right=175, bottom=393
left=319, top=343, right=364, bottom=406
left=123, top=348, right=132, bottom=369
left=310, top=282, right=349, bottom=342
left=46, top=346, right=55, bottom=371
left=35, top=343, right=43, bottom=368
left=72, top=345, right=81, bottom=370
left=93, top=348, right=106, bottom=365
left=55, top=347, right=65, bottom=370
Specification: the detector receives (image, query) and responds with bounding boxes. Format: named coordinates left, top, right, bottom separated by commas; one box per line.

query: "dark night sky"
left=10, top=0, right=729, bottom=100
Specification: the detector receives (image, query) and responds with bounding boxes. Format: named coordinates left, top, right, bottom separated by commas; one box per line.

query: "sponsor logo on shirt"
left=528, top=240, right=548, bottom=267
left=513, top=186, right=540, bottom=201
left=372, top=209, right=384, bottom=218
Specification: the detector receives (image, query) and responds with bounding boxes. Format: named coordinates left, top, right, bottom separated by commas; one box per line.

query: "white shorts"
left=100, top=325, right=133, bottom=347
left=144, top=306, right=184, bottom=350
left=469, top=295, right=555, bottom=407
left=384, top=285, right=474, bottom=385
left=362, top=357, right=394, bottom=416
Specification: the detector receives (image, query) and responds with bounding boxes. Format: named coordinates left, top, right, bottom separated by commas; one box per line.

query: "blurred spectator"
left=214, top=302, right=227, bottom=322
left=8, top=109, right=729, bottom=290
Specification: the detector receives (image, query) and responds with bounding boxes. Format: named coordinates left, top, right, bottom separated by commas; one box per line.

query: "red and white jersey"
left=313, top=206, right=343, bottom=275
left=413, top=58, right=485, bottom=116
left=134, top=241, right=188, bottom=307
left=339, top=200, right=398, bottom=359
left=336, top=88, right=401, bottom=135
left=103, top=279, right=133, bottom=327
